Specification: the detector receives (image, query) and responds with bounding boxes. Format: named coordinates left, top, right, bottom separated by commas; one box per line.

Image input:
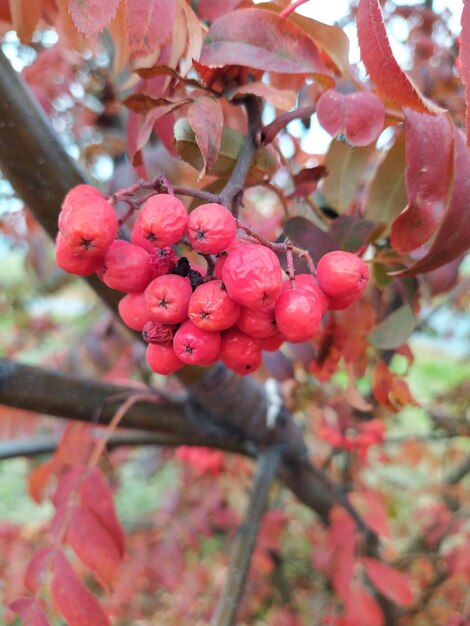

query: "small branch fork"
left=211, top=445, right=284, bottom=626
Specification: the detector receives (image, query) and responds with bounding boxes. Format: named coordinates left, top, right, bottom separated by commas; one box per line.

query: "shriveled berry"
left=142, top=320, right=176, bottom=346
left=222, top=245, right=283, bottom=310
left=146, top=343, right=184, bottom=375
left=55, top=232, right=103, bottom=276
left=189, top=269, right=204, bottom=291
left=139, top=194, right=188, bottom=247
left=60, top=188, right=118, bottom=257
left=171, top=256, right=190, bottom=277
left=173, top=320, right=221, bottom=366
left=186, top=203, right=237, bottom=254
left=98, top=240, right=152, bottom=292
left=316, top=251, right=369, bottom=298
left=255, top=332, right=285, bottom=352
left=275, top=287, right=322, bottom=342
left=118, top=292, right=151, bottom=331
left=237, top=304, right=277, bottom=339
left=149, top=247, right=178, bottom=278
left=188, top=280, right=240, bottom=331
left=219, top=329, right=262, bottom=375
left=283, top=274, right=329, bottom=315
left=144, top=274, right=192, bottom=324
left=214, top=238, right=254, bottom=280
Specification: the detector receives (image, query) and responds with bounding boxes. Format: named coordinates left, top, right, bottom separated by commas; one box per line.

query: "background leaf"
left=282, top=217, right=337, bottom=270
left=187, top=96, right=224, bottom=179
left=68, top=0, right=119, bottom=37
left=125, top=0, right=176, bottom=57
left=368, top=304, right=415, bottom=349
left=362, top=557, right=414, bottom=606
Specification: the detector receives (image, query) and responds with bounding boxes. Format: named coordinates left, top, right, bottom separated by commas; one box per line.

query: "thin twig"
left=211, top=446, right=284, bottom=626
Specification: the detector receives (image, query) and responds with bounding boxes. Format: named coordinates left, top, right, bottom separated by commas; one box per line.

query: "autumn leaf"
left=357, top=0, right=443, bottom=114
left=459, top=1, right=470, bottom=146
left=344, top=582, right=384, bottom=626
left=8, top=0, right=42, bottom=43
left=187, top=96, right=224, bottom=179
left=371, top=360, right=418, bottom=411
left=68, top=0, right=120, bottom=37
left=232, top=82, right=297, bottom=111
left=390, top=110, right=454, bottom=252
left=361, top=557, right=414, bottom=606
left=316, top=90, right=385, bottom=147
left=282, top=217, right=337, bottom=269
left=199, top=8, right=330, bottom=76
left=368, top=304, right=415, bottom=350
left=9, top=598, right=51, bottom=626
left=288, top=166, right=327, bottom=198
left=125, top=0, right=176, bottom=57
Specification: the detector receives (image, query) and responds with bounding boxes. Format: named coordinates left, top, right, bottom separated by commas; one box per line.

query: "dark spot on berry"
left=196, top=228, right=206, bottom=240
left=171, top=257, right=190, bottom=277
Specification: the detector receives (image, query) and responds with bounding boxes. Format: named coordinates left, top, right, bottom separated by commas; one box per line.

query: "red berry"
left=316, top=251, right=369, bottom=298
left=55, top=232, right=103, bottom=276
left=142, top=320, right=176, bottom=346
left=188, top=280, right=240, bottom=331
left=118, top=292, right=151, bottom=330
left=59, top=187, right=118, bottom=257
left=219, top=329, right=262, bottom=375
left=186, top=203, right=237, bottom=254
left=328, top=291, right=362, bottom=311
left=236, top=304, right=277, bottom=339
left=283, top=274, right=329, bottom=315
left=214, top=238, right=253, bottom=279
left=274, top=287, right=322, bottom=342
left=146, top=343, right=184, bottom=375
left=98, top=240, right=152, bottom=292
left=222, top=244, right=283, bottom=310
left=139, top=194, right=188, bottom=247
left=173, top=320, right=221, bottom=366
left=149, top=247, right=179, bottom=278
left=255, top=332, right=285, bottom=352
left=144, top=274, right=192, bottom=324
left=130, top=214, right=154, bottom=252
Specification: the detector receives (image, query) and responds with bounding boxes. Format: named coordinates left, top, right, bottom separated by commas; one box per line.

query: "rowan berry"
left=222, top=244, right=283, bottom=310
left=98, top=240, right=152, bottom=292
left=144, top=274, right=192, bottom=324
left=142, top=320, right=176, bottom=346
left=188, top=280, right=240, bottom=331
left=58, top=184, right=103, bottom=230
left=186, top=203, right=237, bottom=254
left=139, top=194, right=188, bottom=247
left=173, top=320, right=221, bottom=366
left=328, top=291, right=362, bottom=311
left=214, top=238, right=253, bottom=279
left=316, top=251, right=369, bottom=298
left=118, top=292, right=151, bottom=331
left=219, top=329, right=262, bottom=375
left=146, top=343, right=184, bottom=375
left=55, top=232, right=103, bottom=276
left=149, top=247, right=178, bottom=278
left=255, top=332, right=285, bottom=352
left=236, top=304, right=277, bottom=339
left=283, top=274, right=329, bottom=315
left=274, top=287, right=322, bottom=342
left=59, top=188, right=118, bottom=257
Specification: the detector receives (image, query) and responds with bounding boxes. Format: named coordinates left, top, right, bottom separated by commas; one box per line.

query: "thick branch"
left=211, top=446, right=284, bottom=626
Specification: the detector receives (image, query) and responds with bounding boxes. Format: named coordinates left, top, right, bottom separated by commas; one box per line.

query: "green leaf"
left=174, top=118, right=277, bottom=183
left=368, top=303, right=415, bottom=349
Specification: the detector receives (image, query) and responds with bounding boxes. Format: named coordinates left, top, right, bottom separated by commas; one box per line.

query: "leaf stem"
left=279, top=0, right=311, bottom=19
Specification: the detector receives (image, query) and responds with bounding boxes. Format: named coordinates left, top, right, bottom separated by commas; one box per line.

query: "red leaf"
left=357, top=0, right=443, bottom=114
left=395, top=129, right=470, bottom=274
left=67, top=505, right=122, bottom=587
left=289, top=165, right=327, bottom=198
left=122, top=94, right=185, bottom=114
left=390, top=110, right=454, bottom=252
left=343, top=583, right=384, bottom=626
left=187, top=96, right=224, bottom=179
left=126, top=0, right=176, bottom=57
left=28, top=457, right=57, bottom=503
left=460, top=1, right=470, bottom=147
left=361, top=557, right=414, bottom=606
left=24, top=548, right=56, bottom=594
left=9, top=598, right=51, bottom=626
left=197, top=0, right=243, bottom=21
left=372, top=360, right=418, bottom=411
left=79, top=467, right=125, bottom=557
left=233, top=82, right=296, bottom=111
left=8, top=0, right=42, bottom=43
left=200, top=8, right=331, bottom=76
left=316, top=90, right=385, bottom=147
left=51, top=551, right=111, bottom=626
left=68, top=0, right=119, bottom=37
left=326, top=508, right=357, bottom=602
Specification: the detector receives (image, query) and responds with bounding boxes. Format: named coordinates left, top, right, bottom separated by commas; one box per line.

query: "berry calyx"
left=98, top=240, right=152, bottom=292
left=173, top=320, right=221, bottom=366
left=139, top=194, right=188, bottom=247
left=144, top=274, right=192, bottom=324
left=146, top=343, right=184, bottom=375
left=186, top=203, right=237, bottom=254
left=222, top=244, right=283, bottom=310
left=274, top=287, right=323, bottom=342
left=55, top=232, right=104, bottom=276
left=188, top=280, right=240, bottom=331
left=316, top=251, right=369, bottom=298
left=219, top=329, right=262, bottom=376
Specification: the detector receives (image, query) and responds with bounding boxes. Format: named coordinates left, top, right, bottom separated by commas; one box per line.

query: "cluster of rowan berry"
left=56, top=185, right=369, bottom=376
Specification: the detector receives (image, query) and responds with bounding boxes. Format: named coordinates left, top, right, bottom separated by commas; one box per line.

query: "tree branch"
left=211, top=446, right=284, bottom=626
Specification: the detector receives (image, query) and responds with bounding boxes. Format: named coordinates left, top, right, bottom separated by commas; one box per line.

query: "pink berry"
left=58, top=184, right=103, bottom=230
left=186, top=203, right=237, bottom=254
left=316, top=251, right=369, bottom=298
left=328, top=291, right=362, bottom=311
left=274, top=287, right=322, bottom=342
left=144, top=274, right=192, bottom=324
left=139, top=194, right=188, bottom=247
left=283, top=274, right=329, bottom=315
left=222, top=245, right=283, bottom=310
left=173, top=320, right=221, bottom=366
left=255, top=332, right=285, bottom=352
left=142, top=320, right=176, bottom=346
left=146, top=343, right=184, bottom=375
left=219, top=329, right=262, bottom=376
left=188, top=280, right=240, bottom=331
left=149, top=247, right=179, bottom=278
left=236, top=304, right=277, bottom=339
left=118, top=292, right=151, bottom=331
left=98, top=240, right=152, bottom=292
left=55, top=232, right=103, bottom=276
